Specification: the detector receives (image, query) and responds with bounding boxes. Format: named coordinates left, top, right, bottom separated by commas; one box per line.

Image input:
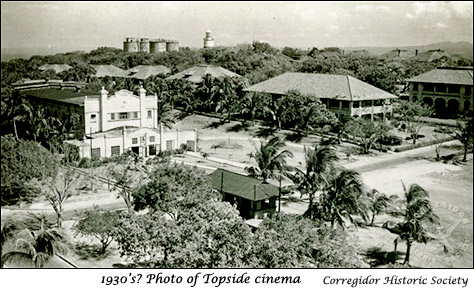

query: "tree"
left=245, top=136, right=293, bottom=182
left=397, top=100, right=434, bottom=144
left=115, top=199, right=252, bottom=268
left=320, top=169, right=368, bottom=228
left=107, top=157, right=148, bottom=213
left=1, top=215, right=69, bottom=268
left=290, top=145, right=338, bottom=219
left=366, top=189, right=391, bottom=226
left=345, top=118, right=391, bottom=153
left=132, top=162, right=215, bottom=215
left=34, top=167, right=82, bottom=228
left=74, top=207, right=121, bottom=254
left=383, top=183, right=440, bottom=265
left=454, top=118, right=473, bottom=162
left=1, top=135, right=59, bottom=206
left=248, top=213, right=364, bottom=268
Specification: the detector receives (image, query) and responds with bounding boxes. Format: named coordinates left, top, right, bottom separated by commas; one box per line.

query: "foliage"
left=454, top=118, right=473, bottom=162
left=132, top=162, right=216, bottom=214
left=319, top=169, right=368, bottom=228
left=366, top=189, right=392, bottom=226
left=245, top=136, right=294, bottom=182
left=290, top=145, right=338, bottom=219
left=345, top=118, right=392, bottom=153
left=32, top=167, right=82, bottom=228
left=74, top=206, right=121, bottom=254
left=1, top=135, right=59, bottom=206
left=248, top=214, right=364, bottom=267
left=1, top=214, right=69, bottom=268
left=396, top=100, right=434, bottom=144
left=382, top=183, right=440, bottom=265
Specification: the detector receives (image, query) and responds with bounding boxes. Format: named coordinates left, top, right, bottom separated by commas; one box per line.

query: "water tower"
left=203, top=30, right=215, bottom=48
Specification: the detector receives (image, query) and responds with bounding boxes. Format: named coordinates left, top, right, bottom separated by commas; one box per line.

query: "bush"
left=77, top=158, right=92, bottom=168
left=434, top=126, right=454, bottom=134
left=377, top=134, right=403, bottom=146
left=394, top=136, right=455, bottom=152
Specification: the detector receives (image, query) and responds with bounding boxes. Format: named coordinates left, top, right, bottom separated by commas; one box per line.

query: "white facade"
left=84, top=87, right=157, bottom=134
left=68, top=86, right=197, bottom=159
left=67, top=126, right=197, bottom=159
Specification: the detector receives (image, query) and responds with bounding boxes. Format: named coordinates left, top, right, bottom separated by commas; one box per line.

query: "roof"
left=379, top=49, right=416, bottom=60
left=126, top=65, right=171, bottom=80
left=410, top=50, right=451, bottom=62
left=210, top=168, right=280, bottom=201
left=244, top=72, right=397, bottom=101
left=166, top=64, right=240, bottom=83
left=22, top=88, right=99, bottom=106
left=407, top=67, right=473, bottom=85
left=91, top=65, right=126, bottom=78
left=38, top=64, right=72, bottom=73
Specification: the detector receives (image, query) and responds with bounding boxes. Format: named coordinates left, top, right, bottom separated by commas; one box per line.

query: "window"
left=423, top=83, right=434, bottom=92
left=90, top=114, right=97, bottom=123
left=353, top=101, right=359, bottom=108
left=362, top=100, right=372, bottom=107
left=328, top=99, right=339, bottom=108
left=436, top=84, right=447, bottom=93
left=147, top=110, right=152, bottom=118
left=133, top=112, right=138, bottom=119
left=110, top=113, right=115, bottom=120
left=91, top=148, right=101, bottom=160
left=412, top=83, right=418, bottom=92
left=132, top=138, right=138, bottom=144
left=111, top=146, right=120, bottom=156
left=119, top=112, right=128, bottom=120
left=149, top=136, right=155, bottom=143
left=341, top=101, right=349, bottom=108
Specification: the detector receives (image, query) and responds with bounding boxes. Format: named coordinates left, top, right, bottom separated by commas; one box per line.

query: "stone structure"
left=203, top=30, right=215, bottom=48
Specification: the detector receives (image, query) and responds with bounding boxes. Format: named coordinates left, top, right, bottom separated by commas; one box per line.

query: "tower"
left=203, top=30, right=215, bottom=48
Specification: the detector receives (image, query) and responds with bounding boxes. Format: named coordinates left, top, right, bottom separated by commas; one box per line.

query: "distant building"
left=166, top=64, right=240, bottom=83
left=244, top=72, right=397, bottom=120
left=203, top=30, right=215, bottom=48
left=125, top=65, right=172, bottom=80
left=406, top=67, right=473, bottom=118
left=91, top=65, right=127, bottom=78
left=210, top=168, right=280, bottom=220
left=123, top=37, right=179, bottom=53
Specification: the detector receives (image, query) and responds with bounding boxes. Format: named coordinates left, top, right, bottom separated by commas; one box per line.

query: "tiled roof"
left=91, top=65, right=126, bottom=78
left=126, top=65, right=171, bottom=80
left=379, top=49, right=415, bottom=61
left=407, top=67, right=473, bottom=85
left=166, top=64, right=240, bottom=83
left=244, top=72, right=397, bottom=101
left=210, top=168, right=279, bottom=201
left=410, top=50, right=451, bottom=62
left=38, top=64, right=72, bottom=73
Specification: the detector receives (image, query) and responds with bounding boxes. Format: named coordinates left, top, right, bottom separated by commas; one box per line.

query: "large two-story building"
left=406, top=67, right=473, bottom=118
left=244, top=72, right=397, bottom=120
left=68, top=86, right=197, bottom=159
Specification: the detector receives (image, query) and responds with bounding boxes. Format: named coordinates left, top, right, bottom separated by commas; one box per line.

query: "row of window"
left=91, top=144, right=160, bottom=159
left=131, top=136, right=156, bottom=145
left=323, top=99, right=387, bottom=109
left=89, top=111, right=154, bottom=122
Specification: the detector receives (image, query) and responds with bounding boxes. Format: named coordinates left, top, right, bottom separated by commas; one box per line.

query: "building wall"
left=84, top=88, right=157, bottom=134
left=74, top=127, right=197, bottom=159
left=320, top=98, right=393, bottom=119
left=123, top=37, right=139, bottom=53
left=408, top=82, right=473, bottom=117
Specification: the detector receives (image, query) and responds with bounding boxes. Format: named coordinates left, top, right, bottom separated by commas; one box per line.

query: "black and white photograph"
left=1, top=1, right=473, bottom=289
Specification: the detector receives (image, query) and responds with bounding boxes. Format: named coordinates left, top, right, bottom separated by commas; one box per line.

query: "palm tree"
left=320, top=169, right=368, bottom=228
left=245, top=136, right=293, bottom=182
left=1, top=215, right=69, bottom=268
left=454, top=118, right=473, bottom=162
left=291, top=145, right=338, bottom=219
left=382, top=183, right=440, bottom=265
left=367, top=189, right=391, bottom=226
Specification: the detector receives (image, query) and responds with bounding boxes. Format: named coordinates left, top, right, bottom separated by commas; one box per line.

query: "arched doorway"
left=447, top=99, right=459, bottom=118
left=434, top=98, right=446, bottom=118
left=423, top=97, right=433, bottom=108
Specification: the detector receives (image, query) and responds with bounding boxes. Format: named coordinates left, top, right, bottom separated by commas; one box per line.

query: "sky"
left=1, top=1, right=473, bottom=50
